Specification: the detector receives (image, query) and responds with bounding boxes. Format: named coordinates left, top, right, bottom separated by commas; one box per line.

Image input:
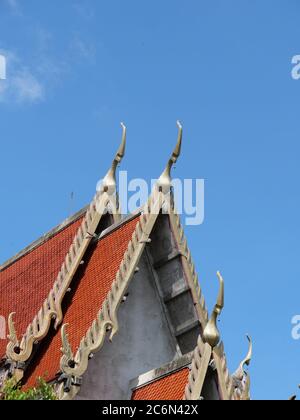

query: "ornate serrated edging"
left=183, top=336, right=251, bottom=401
left=168, top=208, right=209, bottom=329
left=183, top=336, right=211, bottom=400
left=6, top=193, right=118, bottom=365
left=57, top=189, right=164, bottom=400
left=57, top=196, right=214, bottom=400
left=6, top=124, right=127, bottom=367
left=213, top=338, right=252, bottom=401
left=232, top=374, right=251, bottom=401
left=56, top=201, right=220, bottom=401
left=183, top=272, right=251, bottom=401
left=213, top=342, right=234, bottom=400
left=55, top=122, right=184, bottom=400
left=183, top=274, right=226, bottom=401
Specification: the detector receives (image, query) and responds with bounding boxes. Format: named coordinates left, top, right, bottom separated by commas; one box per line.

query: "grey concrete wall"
left=77, top=252, right=178, bottom=400
left=148, top=215, right=201, bottom=355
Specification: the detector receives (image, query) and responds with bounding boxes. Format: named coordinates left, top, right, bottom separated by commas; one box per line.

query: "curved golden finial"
left=157, top=121, right=182, bottom=193
left=116, top=122, right=127, bottom=163
left=203, top=271, right=224, bottom=348
left=233, top=335, right=252, bottom=381
left=101, top=122, right=126, bottom=195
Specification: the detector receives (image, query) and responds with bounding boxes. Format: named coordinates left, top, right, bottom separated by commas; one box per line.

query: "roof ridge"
left=56, top=201, right=212, bottom=400
left=56, top=123, right=187, bottom=399
left=1, top=208, right=144, bottom=273
left=57, top=191, right=163, bottom=399
left=6, top=193, right=120, bottom=368
left=5, top=125, right=127, bottom=370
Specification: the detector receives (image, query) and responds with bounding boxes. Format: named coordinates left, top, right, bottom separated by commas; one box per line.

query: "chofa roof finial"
left=233, top=335, right=253, bottom=381
left=101, top=122, right=126, bottom=195
left=157, top=121, right=182, bottom=193
left=203, top=271, right=224, bottom=348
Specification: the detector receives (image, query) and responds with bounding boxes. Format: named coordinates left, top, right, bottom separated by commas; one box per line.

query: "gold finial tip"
left=102, top=123, right=126, bottom=192
left=233, top=334, right=252, bottom=381
left=116, top=122, right=126, bottom=160
left=177, top=120, right=182, bottom=129
left=157, top=121, right=183, bottom=190
left=241, top=334, right=252, bottom=370
left=203, top=271, right=224, bottom=347
left=234, top=334, right=253, bottom=380
left=172, top=120, right=183, bottom=160
left=216, top=271, right=224, bottom=310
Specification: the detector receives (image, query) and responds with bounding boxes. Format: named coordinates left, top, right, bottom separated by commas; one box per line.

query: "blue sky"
left=0, top=0, right=300, bottom=400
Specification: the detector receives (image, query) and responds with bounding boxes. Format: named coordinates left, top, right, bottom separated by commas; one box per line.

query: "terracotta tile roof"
left=0, top=217, right=83, bottom=360
left=131, top=368, right=189, bottom=400
left=23, top=216, right=139, bottom=389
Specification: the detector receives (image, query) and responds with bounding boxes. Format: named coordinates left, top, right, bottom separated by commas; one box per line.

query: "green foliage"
left=1, top=377, right=57, bottom=400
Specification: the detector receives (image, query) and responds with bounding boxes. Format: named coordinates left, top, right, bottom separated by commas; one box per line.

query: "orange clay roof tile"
left=0, top=216, right=83, bottom=360
left=131, top=368, right=189, bottom=400
left=23, top=216, right=139, bottom=388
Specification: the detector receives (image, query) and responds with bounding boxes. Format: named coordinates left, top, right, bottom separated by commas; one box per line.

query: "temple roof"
left=0, top=122, right=251, bottom=400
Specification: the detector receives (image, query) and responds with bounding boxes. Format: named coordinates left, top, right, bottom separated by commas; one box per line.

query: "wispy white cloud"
left=0, top=51, right=44, bottom=104
left=12, top=69, right=44, bottom=102
left=0, top=21, right=98, bottom=105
